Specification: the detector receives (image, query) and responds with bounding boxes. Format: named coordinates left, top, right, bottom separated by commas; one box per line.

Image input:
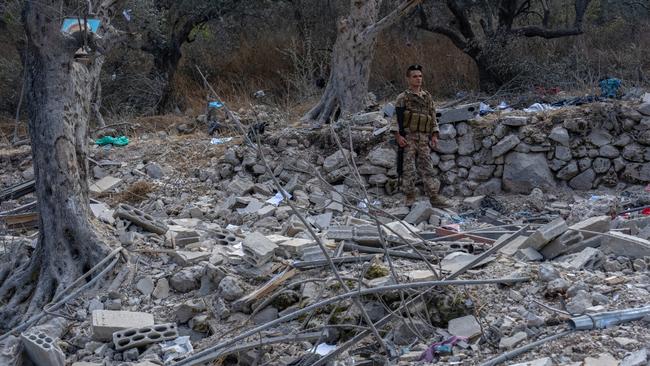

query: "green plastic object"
left=95, top=136, right=129, bottom=146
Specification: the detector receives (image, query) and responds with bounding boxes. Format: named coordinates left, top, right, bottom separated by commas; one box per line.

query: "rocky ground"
left=1, top=102, right=650, bottom=366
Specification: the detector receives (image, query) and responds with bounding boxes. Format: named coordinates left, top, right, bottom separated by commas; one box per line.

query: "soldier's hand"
left=397, top=135, right=408, bottom=148
left=430, top=134, right=438, bottom=148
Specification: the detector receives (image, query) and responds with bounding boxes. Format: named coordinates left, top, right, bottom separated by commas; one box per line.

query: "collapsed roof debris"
left=1, top=94, right=650, bottom=365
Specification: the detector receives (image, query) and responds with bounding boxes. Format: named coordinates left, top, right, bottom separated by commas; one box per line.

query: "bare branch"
left=361, top=0, right=423, bottom=39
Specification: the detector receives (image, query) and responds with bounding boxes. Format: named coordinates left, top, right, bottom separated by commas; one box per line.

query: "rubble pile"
left=1, top=96, right=650, bottom=366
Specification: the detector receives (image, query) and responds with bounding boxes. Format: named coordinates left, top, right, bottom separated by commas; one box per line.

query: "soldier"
left=393, top=64, right=452, bottom=207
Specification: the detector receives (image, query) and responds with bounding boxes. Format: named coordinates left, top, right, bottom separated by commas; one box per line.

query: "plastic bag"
left=95, top=136, right=129, bottom=146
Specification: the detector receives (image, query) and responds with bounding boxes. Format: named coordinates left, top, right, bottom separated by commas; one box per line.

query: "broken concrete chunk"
left=557, top=247, right=604, bottom=270
left=170, top=266, right=202, bottom=293
left=522, top=218, right=568, bottom=250
left=499, top=331, right=527, bottom=349
left=91, top=310, right=154, bottom=341
left=90, top=202, right=115, bottom=224
left=152, top=278, right=170, bottom=299
left=515, top=247, right=543, bottom=262
left=583, top=353, right=619, bottom=366
left=323, top=149, right=356, bottom=172
left=242, top=231, right=278, bottom=266
left=89, top=176, right=122, bottom=194
left=165, top=225, right=200, bottom=247
left=601, top=231, right=650, bottom=258
left=463, top=195, right=485, bottom=209
left=171, top=251, right=211, bottom=267
left=136, top=276, right=154, bottom=296
left=114, top=203, right=168, bottom=235
left=276, top=238, right=313, bottom=257
left=447, top=315, right=481, bottom=339
left=404, top=201, right=433, bottom=225
left=441, top=252, right=494, bottom=273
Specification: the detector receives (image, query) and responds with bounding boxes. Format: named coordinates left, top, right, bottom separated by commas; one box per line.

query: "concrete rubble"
left=2, top=99, right=650, bottom=365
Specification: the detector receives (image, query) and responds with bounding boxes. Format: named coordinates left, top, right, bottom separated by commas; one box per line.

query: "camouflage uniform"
left=393, top=89, right=441, bottom=198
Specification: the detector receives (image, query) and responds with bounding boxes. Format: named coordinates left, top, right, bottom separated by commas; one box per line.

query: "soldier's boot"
left=429, top=194, right=453, bottom=208
left=405, top=193, right=416, bottom=206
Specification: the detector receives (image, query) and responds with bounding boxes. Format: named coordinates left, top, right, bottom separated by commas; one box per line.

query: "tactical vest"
left=403, top=92, right=436, bottom=134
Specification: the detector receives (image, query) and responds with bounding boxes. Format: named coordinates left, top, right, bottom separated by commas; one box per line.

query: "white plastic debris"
left=210, top=137, right=233, bottom=145
left=266, top=191, right=291, bottom=206
left=310, top=343, right=337, bottom=356
left=160, top=336, right=193, bottom=363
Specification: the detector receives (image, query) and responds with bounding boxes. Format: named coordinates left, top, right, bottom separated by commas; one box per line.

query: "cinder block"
left=436, top=103, right=479, bottom=124
left=92, top=310, right=155, bottom=341
left=242, top=231, right=278, bottom=266
left=113, top=323, right=179, bottom=351
left=276, top=238, right=313, bottom=257
left=327, top=226, right=354, bottom=241
left=114, top=203, right=168, bottom=234
left=212, top=229, right=238, bottom=246
left=21, top=331, right=65, bottom=366
left=353, top=225, right=381, bottom=246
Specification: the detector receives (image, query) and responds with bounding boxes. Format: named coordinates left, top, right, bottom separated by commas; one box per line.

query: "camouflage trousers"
left=402, top=132, right=440, bottom=197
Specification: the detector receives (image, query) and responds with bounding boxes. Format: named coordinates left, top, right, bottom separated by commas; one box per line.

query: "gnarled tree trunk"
left=302, top=0, right=422, bottom=127
left=0, top=1, right=117, bottom=330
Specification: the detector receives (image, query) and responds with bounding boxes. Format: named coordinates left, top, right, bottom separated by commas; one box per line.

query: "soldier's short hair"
left=406, top=64, right=423, bottom=77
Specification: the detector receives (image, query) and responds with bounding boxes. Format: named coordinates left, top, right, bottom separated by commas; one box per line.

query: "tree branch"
left=361, top=0, right=422, bottom=40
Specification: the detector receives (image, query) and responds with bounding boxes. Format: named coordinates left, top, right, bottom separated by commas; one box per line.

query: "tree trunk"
left=475, top=55, right=504, bottom=92
left=302, top=1, right=383, bottom=126
left=154, top=44, right=183, bottom=114
left=0, top=2, right=110, bottom=330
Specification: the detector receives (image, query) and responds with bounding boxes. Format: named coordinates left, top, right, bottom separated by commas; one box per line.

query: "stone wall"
left=351, top=100, right=650, bottom=197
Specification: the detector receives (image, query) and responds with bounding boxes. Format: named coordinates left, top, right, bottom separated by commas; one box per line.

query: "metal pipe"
left=569, top=306, right=650, bottom=330
left=479, top=330, right=574, bottom=366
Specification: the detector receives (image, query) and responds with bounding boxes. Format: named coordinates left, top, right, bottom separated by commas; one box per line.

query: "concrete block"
left=601, top=231, right=650, bottom=258
left=541, top=216, right=609, bottom=259
left=447, top=315, right=481, bottom=338
left=559, top=247, right=604, bottom=270
left=276, top=238, right=313, bottom=257
left=242, top=231, right=278, bottom=266
left=21, top=331, right=65, bottom=366
left=171, top=251, right=211, bottom=266
left=213, top=229, right=239, bottom=246
left=522, top=218, right=568, bottom=250
left=89, top=176, right=122, bottom=193
left=90, top=202, right=115, bottom=224
left=91, top=310, right=154, bottom=341
left=540, top=230, right=584, bottom=259
left=501, top=116, right=529, bottom=126
left=301, top=244, right=329, bottom=262
left=257, top=205, right=276, bottom=218
left=404, top=201, right=433, bottom=225
left=353, top=225, right=381, bottom=246
left=114, top=203, right=168, bottom=235
left=515, top=247, right=543, bottom=261
left=499, top=331, right=527, bottom=349
left=113, top=323, right=179, bottom=351
left=436, top=103, right=479, bottom=124
left=463, top=195, right=485, bottom=209
left=166, top=225, right=200, bottom=247
left=327, top=226, right=354, bottom=241
left=571, top=215, right=611, bottom=239
left=498, top=235, right=528, bottom=256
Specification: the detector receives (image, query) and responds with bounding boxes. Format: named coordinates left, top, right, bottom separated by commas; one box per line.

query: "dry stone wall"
left=351, top=101, right=650, bottom=196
